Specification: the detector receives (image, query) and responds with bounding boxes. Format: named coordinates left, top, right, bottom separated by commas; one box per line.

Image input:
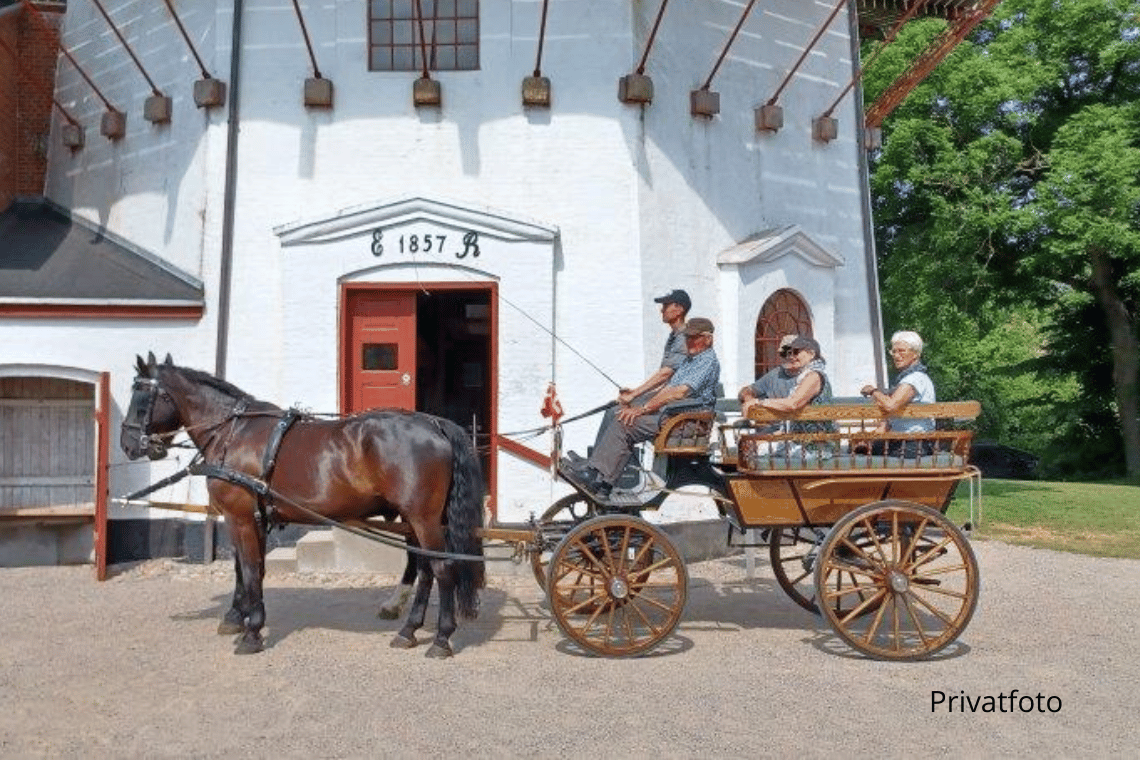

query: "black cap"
left=653, top=289, right=691, bottom=312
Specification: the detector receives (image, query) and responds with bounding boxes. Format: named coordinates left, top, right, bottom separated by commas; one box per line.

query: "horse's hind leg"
left=377, top=545, right=417, bottom=620
left=390, top=556, right=433, bottom=649
left=426, top=558, right=459, bottom=659
left=218, top=555, right=247, bottom=635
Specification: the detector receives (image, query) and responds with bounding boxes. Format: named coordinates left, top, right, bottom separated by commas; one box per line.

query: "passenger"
left=860, top=330, right=936, bottom=457
left=754, top=336, right=833, bottom=417
left=738, top=334, right=799, bottom=419
left=576, top=317, right=721, bottom=499
left=747, top=336, right=834, bottom=462
left=584, top=288, right=691, bottom=460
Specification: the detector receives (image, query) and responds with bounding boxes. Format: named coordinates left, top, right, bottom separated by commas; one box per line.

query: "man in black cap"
left=576, top=316, right=721, bottom=500
left=572, top=288, right=691, bottom=465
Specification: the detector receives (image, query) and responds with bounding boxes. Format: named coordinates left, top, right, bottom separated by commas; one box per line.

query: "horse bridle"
left=123, top=377, right=176, bottom=460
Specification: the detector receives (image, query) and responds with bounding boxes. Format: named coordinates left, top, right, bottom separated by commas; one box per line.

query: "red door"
left=345, top=290, right=416, bottom=413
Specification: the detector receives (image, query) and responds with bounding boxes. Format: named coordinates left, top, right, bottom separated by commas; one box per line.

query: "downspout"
left=216, top=0, right=244, bottom=381
left=206, top=0, right=245, bottom=561
left=849, top=6, right=887, bottom=387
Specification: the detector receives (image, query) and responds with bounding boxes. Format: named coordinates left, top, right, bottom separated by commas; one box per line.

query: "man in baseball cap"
left=567, top=288, right=693, bottom=477
left=652, top=289, right=691, bottom=313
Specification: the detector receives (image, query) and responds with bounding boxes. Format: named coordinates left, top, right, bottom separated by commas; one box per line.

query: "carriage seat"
left=722, top=400, right=981, bottom=474
left=652, top=410, right=717, bottom=454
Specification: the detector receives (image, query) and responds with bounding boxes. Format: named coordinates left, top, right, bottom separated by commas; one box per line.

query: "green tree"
left=865, top=0, right=1140, bottom=480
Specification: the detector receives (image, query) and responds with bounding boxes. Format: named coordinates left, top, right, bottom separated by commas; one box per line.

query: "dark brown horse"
left=120, top=353, right=485, bottom=657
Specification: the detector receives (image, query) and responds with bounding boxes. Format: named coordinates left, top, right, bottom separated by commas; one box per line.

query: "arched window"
left=754, top=289, right=812, bottom=377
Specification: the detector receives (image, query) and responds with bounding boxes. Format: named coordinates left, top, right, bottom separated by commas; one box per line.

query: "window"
left=754, top=289, right=812, bottom=377
left=368, top=0, right=479, bottom=72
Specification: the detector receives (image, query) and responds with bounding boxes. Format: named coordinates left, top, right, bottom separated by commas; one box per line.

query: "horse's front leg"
left=218, top=554, right=246, bottom=635
left=228, top=513, right=268, bottom=655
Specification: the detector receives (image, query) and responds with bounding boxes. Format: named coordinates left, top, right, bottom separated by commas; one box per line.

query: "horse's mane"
left=162, top=363, right=280, bottom=410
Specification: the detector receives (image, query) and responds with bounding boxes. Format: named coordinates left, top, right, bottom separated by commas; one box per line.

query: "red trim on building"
left=0, top=303, right=204, bottom=319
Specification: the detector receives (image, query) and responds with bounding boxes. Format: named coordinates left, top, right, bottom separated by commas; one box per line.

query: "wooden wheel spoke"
left=627, top=596, right=667, bottom=634
left=860, top=517, right=890, bottom=562
left=565, top=587, right=610, bottom=616
left=837, top=588, right=887, bottom=625
left=907, top=534, right=955, bottom=572
left=909, top=587, right=957, bottom=627
left=911, top=583, right=968, bottom=600
left=913, top=562, right=967, bottom=578
left=823, top=578, right=884, bottom=601
left=824, top=560, right=879, bottom=579
left=628, top=588, right=678, bottom=614
left=627, top=555, right=674, bottom=581
left=900, top=517, right=931, bottom=563
left=900, top=592, right=932, bottom=647
left=863, top=592, right=891, bottom=645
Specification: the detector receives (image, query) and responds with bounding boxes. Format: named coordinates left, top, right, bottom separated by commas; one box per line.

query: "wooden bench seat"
left=722, top=401, right=980, bottom=474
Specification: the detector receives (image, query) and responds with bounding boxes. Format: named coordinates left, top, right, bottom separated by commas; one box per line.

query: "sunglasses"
left=779, top=347, right=804, bottom=357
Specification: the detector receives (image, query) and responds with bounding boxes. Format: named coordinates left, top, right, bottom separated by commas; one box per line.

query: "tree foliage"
left=865, top=0, right=1140, bottom=480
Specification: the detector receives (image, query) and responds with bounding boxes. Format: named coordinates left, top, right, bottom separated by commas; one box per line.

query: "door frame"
left=339, top=281, right=499, bottom=511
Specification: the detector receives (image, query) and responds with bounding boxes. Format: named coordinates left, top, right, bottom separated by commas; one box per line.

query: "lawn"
left=947, top=479, right=1140, bottom=559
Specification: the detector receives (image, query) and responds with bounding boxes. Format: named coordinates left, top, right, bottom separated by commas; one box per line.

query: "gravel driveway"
left=1, top=538, right=1136, bottom=758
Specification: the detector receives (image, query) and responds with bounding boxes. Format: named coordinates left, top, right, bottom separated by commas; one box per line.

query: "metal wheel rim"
left=814, top=500, right=979, bottom=661
left=546, top=515, right=687, bottom=657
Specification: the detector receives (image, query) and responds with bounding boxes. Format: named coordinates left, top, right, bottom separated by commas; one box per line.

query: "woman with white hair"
left=860, top=330, right=936, bottom=455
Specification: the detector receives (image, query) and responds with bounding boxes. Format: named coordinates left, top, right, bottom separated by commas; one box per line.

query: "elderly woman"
left=752, top=335, right=832, bottom=416
left=860, top=330, right=936, bottom=455
left=745, top=336, right=833, bottom=461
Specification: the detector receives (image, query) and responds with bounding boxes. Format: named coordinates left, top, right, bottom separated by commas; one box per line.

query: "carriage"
left=122, top=354, right=982, bottom=661
left=532, top=401, right=982, bottom=660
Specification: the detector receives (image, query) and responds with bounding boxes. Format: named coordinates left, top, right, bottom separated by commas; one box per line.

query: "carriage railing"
left=715, top=400, right=982, bottom=474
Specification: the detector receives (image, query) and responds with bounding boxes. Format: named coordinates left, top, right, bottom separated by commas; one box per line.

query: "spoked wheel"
left=771, top=526, right=888, bottom=618
left=529, top=494, right=601, bottom=590
left=814, top=500, right=979, bottom=660
left=769, top=526, right=827, bottom=614
left=546, top=515, right=687, bottom=657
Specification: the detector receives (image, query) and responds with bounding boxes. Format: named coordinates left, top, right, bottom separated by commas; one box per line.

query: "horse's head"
left=120, top=352, right=182, bottom=461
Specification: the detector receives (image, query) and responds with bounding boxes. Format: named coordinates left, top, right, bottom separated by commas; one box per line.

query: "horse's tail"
left=439, top=419, right=486, bottom=619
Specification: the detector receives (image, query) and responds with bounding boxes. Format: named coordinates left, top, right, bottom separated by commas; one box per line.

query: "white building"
left=2, top=0, right=975, bottom=570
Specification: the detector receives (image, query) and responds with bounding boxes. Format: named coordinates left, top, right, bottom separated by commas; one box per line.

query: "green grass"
left=947, top=479, right=1140, bottom=559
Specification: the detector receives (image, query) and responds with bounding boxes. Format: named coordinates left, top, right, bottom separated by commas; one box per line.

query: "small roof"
left=0, top=199, right=203, bottom=305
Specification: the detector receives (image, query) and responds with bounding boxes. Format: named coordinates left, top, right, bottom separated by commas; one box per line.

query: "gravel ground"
left=1, top=538, right=1137, bottom=759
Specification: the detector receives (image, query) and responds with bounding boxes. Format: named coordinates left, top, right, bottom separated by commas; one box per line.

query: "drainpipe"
left=849, top=7, right=887, bottom=388
left=206, top=0, right=245, bottom=561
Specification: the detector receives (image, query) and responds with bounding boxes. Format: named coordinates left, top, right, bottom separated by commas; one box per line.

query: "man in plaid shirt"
left=577, top=317, right=720, bottom=499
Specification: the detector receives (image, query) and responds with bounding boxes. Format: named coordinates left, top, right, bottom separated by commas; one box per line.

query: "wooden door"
left=346, top=291, right=416, bottom=413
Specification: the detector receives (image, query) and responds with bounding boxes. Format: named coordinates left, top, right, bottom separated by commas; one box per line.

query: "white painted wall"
left=23, top=0, right=881, bottom=524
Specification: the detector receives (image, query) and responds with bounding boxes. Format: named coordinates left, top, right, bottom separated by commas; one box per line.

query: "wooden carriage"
left=539, top=401, right=983, bottom=661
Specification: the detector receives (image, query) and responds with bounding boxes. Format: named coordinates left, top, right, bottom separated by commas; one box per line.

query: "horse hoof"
left=217, top=621, right=244, bottom=635
left=376, top=607, right=400, bottom=620
left=389, top=633, right=418, bottom=649
left=425, top=643, right=453, bottom=659
left=234, top=637, right=263, bottom=655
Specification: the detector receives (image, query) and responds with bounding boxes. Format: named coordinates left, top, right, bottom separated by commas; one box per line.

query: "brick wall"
left=0, top=4, right=62, bottom=212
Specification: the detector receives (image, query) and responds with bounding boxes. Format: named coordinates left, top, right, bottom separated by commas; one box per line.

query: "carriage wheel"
left=529, top=494, right=601, bottom=590
left=546, top=515, right=687, bottom=657
left=814, top=500, right=979, bottom=661
left=771, top=526, right=888, bottom=618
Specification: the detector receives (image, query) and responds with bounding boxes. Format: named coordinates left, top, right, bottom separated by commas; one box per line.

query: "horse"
left=120, top=353, right=485, bottom=657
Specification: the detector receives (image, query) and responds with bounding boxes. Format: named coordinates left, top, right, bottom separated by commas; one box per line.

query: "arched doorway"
left=754, top=289, right=813, bottom=377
